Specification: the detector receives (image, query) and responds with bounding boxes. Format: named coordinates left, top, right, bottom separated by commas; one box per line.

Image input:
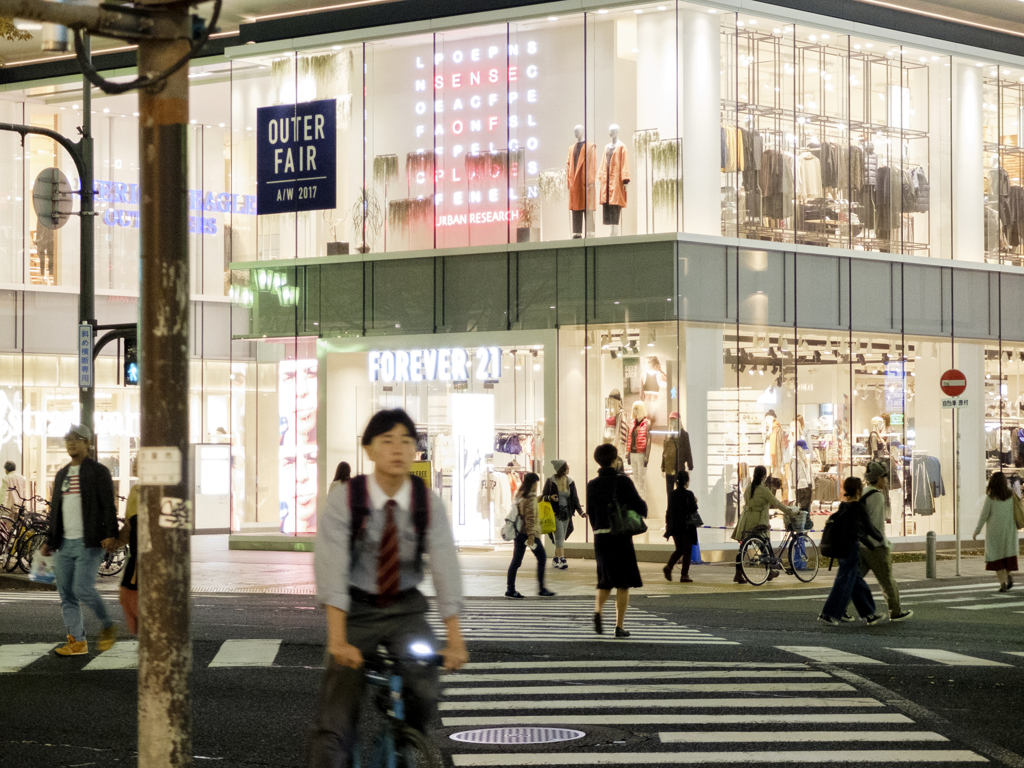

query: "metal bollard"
left=925, top=531, right=937, bottom=579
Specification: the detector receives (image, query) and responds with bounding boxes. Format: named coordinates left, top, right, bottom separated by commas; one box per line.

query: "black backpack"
left=348, top=474, right=431, bottom=563
left=819, top=502, right=858, bottom=560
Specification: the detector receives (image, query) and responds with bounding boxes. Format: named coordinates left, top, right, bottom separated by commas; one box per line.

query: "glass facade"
left=4, top=0, right=1024, bottom=543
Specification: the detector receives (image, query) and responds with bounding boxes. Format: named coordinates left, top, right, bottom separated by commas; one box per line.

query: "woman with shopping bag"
left=505, top=473, right=556, bottom=599
left=543, top=460, right=585, bottom=570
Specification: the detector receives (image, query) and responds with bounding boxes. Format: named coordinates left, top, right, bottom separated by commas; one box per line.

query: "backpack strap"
left=348, top=475, right=372, bottom=557
left=349, top=473, right=431, bottom=564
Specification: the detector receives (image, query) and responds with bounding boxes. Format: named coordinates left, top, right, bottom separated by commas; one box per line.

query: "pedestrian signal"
left=124, top=339, right=139, bottom=385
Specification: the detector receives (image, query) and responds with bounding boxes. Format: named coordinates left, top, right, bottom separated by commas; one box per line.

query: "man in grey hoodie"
left=859, top=461, right=913, bottom=623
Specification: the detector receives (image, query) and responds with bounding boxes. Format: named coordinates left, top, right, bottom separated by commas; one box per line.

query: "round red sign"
left=940, top=369, right=967, bottom=397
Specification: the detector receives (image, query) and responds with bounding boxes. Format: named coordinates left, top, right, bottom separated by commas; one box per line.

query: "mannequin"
left=626, top=401, right=652, bottom=499
left=604, top=389, right=627, bottom=451
left=869, top=415, right=887, bottom=460
left=662, top=411, right=680, bottom=502
left=567, top=124, right=597, bottom=238
left=763, top=410, right=786, bottom=498
left=598, top=124, right=630, bottom=236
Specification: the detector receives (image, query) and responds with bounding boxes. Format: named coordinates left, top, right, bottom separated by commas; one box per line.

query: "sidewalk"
left=0, top=535, right=995, bottom=595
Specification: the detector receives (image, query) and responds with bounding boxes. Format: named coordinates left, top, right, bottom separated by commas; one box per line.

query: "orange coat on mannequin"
left=599, top=143, right=631, bottom=208
left=567, top=141, right=597, bottom=211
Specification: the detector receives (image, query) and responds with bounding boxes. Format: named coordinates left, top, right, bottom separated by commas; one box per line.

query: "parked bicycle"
left=355, top=645, right=443, bottom=768
left=739, top=509, right=820, bottom=586
left=0, top=493, right=49, bottom=574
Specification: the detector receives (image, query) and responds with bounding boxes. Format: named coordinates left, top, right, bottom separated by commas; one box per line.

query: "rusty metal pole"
left=136, top=13, right=192, bottom=768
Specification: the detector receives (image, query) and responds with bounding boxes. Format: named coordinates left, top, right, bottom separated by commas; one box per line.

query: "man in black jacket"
left=43, top=425, right=120, bottom=656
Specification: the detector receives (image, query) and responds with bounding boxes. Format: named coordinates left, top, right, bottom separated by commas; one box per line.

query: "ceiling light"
left=597, top=8, right=608, bottom=13
left=658, top=5, right=667, bottom=9
left=634, top=9, right=643, bottom=13
left=548, top=16, right=558, bottom=21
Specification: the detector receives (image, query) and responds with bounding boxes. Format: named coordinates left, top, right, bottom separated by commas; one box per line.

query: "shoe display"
left=679, top=575, right=693, bottom=583
left=614, top=627, right=631, bottom=638
left=504, top=590, right=524, bottom=599
left=817, top=614, right=840, bottom=626
left=841, top=612, right=855, bottom=623
left=865, top=614, right=883, bottom=625
left=55, top=635, right=88, bottom=656
left=538, top=588, right=556, bottom=597
left=593, top=612, right=603, bottom=634
left=98, top=624, right=117, bottom=652
left=889, top=610, right=914, bottom=622
left=663, top=564, right=673, bottom=582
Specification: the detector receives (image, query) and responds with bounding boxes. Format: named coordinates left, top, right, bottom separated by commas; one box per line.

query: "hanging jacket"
left=863, top=143, right=878, bottom=187
left=910, top=167, right=929, bottom=213
left=566, top=141, right=597, bottom=212
left=598, top=143, right=630, bottom=208
left=626, top=418, right=651, bottom=455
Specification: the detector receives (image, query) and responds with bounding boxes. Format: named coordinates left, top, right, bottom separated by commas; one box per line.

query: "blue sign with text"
left=256, top=99, right=336, bottom=215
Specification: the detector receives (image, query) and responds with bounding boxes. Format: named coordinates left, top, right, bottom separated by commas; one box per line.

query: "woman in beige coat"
left=973, top=472, right=1020, bottom=592
left=505, top=473, right=555, bottom=599
left=732, top=465, right=789, bottom=583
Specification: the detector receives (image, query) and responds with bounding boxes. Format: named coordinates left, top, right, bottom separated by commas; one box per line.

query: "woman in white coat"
left=973, top=472, right=1020, bottom=592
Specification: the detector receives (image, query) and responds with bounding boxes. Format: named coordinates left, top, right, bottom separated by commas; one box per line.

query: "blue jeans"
left=822, top=545, right=876, bottom=620
left=54, top=538, right=112, bottom=641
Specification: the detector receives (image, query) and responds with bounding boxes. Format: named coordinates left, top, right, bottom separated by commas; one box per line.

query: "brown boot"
left=98, top=624, right=118, bottom=652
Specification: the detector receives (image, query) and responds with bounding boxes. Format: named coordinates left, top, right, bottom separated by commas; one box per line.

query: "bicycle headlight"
left=409, top=642, right=433, bottom=657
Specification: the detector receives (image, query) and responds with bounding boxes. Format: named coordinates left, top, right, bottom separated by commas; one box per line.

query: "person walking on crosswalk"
left=818, top=476, right=883, bottom=626
left=506, top=473, right=556, bottom=598
left=857, top=462, right=912, bottom=622
left=41, top=424, right=121, bottom=657
left=587, top=443, right=647, bottom=637
left=973, top=472, right=1019, bottom=592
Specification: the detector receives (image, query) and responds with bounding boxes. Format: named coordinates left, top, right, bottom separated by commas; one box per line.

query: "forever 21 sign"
left=256, top=99, right=337, bottom=215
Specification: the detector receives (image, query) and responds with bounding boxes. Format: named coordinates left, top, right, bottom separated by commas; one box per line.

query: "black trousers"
left=307, top=590, right=439, bottom=768
left=667, top=528, right=697, bottom=575
left=507, top=532, right=546, bottom=591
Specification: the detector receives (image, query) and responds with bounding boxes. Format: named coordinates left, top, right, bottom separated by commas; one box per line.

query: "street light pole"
left=80, top=32, right=95, bottom=440
left=136, top=19, right=193, bottom=767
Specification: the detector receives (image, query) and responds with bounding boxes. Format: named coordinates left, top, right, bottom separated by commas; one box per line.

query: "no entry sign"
left=940, top=369, right=967, bottom=397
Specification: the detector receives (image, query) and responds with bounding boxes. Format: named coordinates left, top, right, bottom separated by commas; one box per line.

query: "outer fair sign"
left=256, top=99, right=336, bottom=215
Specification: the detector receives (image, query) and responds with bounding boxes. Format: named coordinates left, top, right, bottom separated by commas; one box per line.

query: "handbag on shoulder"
left=607, top=481, right=647, bottom=537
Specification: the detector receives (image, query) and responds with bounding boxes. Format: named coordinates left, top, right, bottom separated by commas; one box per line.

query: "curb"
left=0, top=573, right=57, bottom=591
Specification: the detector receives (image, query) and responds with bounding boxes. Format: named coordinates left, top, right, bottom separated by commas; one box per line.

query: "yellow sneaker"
left=55, top=635, right=89, bottom=656
left=98, top=624, right=117, bottom=652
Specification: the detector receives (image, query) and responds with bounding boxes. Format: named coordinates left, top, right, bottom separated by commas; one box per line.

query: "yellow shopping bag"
left=537, top=500, right=557, bottom=535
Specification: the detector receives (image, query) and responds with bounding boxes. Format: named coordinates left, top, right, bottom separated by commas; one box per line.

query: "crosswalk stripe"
left=889, top=648, right=1011, bottom=666
left=83, top=641, right=138, bottom=671
left=0, top=643, right=57, bottom=673
left=759, top=582, right=996, bottom=601
left=456, top=638, right=737, bottom=645
left=441, top=713, right=914, bottom=726
left=443, top=682, right=856, bottom=695
left=447, top=670, right=830, bottom=683
left=1005, top=652, right=1024, bottom=658
left=439, top=697, right=882, bottom=711
left=659, top=731, right=949, bottom=743
left=462, top=660, right=807, bottom=670
left=208, top=639, right=281, bottom=668
left=776, top=646, right=887, bottom=665
left=450, top=750, right=985, bottom=765
left=951, top=600, right=1024, bottom=611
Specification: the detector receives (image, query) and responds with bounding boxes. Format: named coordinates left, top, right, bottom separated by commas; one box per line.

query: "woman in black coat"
left=664, top=470, right=699, bottom=583
left=586, top=443, right=647, bottom=638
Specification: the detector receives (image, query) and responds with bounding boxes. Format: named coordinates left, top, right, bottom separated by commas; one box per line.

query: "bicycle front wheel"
left=18, top=532, right=45, bottom=573
left=790, top=534, right=819, bottom=583
left=98, top=548, right=126, bottom=577
left=740, top=537, right=771, bottom=586
left=398, top=725, right=441, bottom=768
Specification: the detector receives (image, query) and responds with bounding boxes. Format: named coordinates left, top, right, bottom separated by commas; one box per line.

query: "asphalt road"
left=1, top=573, right=1022, bottom=767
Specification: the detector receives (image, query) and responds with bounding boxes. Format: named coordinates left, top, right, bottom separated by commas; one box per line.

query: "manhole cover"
left=449, top=727, right=585, bottom=745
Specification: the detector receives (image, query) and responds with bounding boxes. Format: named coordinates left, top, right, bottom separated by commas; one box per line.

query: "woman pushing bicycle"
left=731, top=465, right=789, bottom=584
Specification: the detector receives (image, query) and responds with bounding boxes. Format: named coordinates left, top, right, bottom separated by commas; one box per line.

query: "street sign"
left=78, top=323, right=93, bottom=388
left=32, top=168, right=73, bottom=230
left=256, top=99, right=336, bottom=216
left=138, top=447, right=183, bottom=486
left=940, top=369, right=967, bottom=397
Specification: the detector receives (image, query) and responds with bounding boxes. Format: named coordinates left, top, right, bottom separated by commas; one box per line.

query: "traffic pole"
left=79, top=32, right=95, bottom=442
left=136, top=17, right=193, bottom=768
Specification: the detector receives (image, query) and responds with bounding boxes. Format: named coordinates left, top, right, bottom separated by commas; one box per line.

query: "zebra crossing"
left=440, top=659, right=986, bottom=766
left=758, top=579, right=1024, bottom=614
left=427, top=598, right=736, bottom=645
left=776, top=645, right=1019, bottom=666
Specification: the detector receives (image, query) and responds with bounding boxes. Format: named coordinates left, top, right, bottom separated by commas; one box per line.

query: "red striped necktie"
left=377, top=500, right=400, bottom=603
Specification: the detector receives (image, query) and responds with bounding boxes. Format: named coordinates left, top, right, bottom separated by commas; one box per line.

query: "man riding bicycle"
left=307, top=409, right=468, bottom=768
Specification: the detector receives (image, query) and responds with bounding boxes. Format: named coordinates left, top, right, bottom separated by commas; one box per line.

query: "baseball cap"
left=65, top=424, right=93, bottom=441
